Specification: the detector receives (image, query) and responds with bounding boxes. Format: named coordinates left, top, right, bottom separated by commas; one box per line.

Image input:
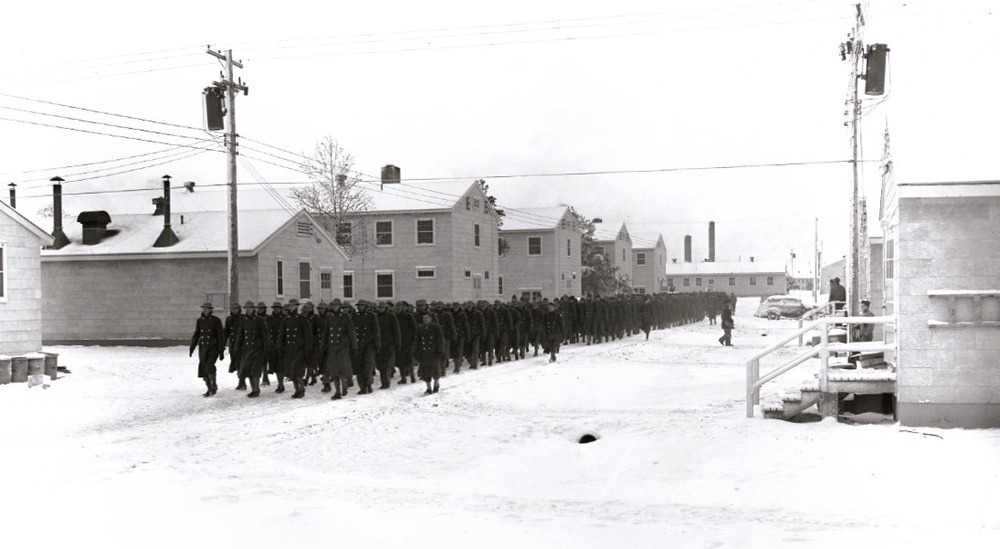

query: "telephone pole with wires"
left=205, top=47, right=248, bottom=308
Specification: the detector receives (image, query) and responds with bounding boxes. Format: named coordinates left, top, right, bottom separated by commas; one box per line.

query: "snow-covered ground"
left=3, top=302, right=999, bottom=548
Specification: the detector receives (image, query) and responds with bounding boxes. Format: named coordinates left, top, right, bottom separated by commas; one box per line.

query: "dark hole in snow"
left=578, top=433, right=599, bottom=444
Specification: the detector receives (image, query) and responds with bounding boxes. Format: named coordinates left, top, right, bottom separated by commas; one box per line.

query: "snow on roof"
left=631, top=233, right=663, bottom=250
left=0, top=199, right=53, bottom=244
left=593, top=220, right=626, bottom=242
left=364, top=180, right=478, bottom=213
left=664, top=260, right=786, bottom=275
left=500, top=206, right=569, bottom=232
left=41, top=209, right=312, bottom=258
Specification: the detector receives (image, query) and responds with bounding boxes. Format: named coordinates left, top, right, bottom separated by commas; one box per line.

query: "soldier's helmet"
left=330, top=298, right=342, bottom=307
left=229, top=302, right=242, bottom=310
left=415, top=299, right=428, bottom=307
left=243, top=300, right=256, bottom=309
left=287, top=298, right=300, bottom=308
left=256, top=301, right=267, bottom=309
left=317, top=301, right=329, bottom=311
left=200, top=302, right=214, bottom=309
left=271, top=301, right=283, bottom=309
left=302, top=301, right=315, bottom=312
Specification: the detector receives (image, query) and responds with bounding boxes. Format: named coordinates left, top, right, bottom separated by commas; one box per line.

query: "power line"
left=0, top=138, right=216, bottom=179
left=0, top=91, right=206, bottom=132
left=0, top=115, right=223, bottom=151
left=0, top=102, right=207, bottom=142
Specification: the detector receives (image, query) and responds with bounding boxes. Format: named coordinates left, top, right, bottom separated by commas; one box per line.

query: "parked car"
left=755, top=295, right=809, bottom=320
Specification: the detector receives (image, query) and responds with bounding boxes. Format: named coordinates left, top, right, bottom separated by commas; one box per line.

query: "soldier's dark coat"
left=278, top=311, right=313, bottom=379
left=415, top=321, right=445, bottom=381
left=190, top=312, right=225, bottom=378
left=321, top=310, right=358, bottom=379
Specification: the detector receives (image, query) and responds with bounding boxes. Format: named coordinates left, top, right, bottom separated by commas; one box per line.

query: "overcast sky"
left=1, top=0, right=997, bottom=274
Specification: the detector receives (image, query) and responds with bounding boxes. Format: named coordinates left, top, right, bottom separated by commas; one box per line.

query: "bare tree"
left=291, top=136, right=374, bottom=258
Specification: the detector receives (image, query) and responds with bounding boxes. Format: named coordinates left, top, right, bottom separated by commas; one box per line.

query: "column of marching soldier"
left=190, top=291, right=734, bottom=400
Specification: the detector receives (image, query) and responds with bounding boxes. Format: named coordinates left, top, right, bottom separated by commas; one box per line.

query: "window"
left=296, top=220, right=313, bottom=237
left=485, top=270, right=490, bottom=280
left=0, top=242, right=5, bottom=300
left=886, top=240, right=895, bottom=279
left=622, top=249, right=625, bottom=262
left=499, top=276, right=504, bottom=295
left=416, top=267, right=436, bottom=279
left=376, top=271, right=394, bottom=298
left=708, top=278, right=715, bottom=285
left=767, top=276, right=774, bottom=286
left=596, top=246, right=605, bottom=257
left=336, top=222, right=352, bottom=246
left=473, top=198, right=480, bottom=209
left=567, top=238, right=571, bottom=257
left=299, top=261, right=311, bottom=299
left=321, top=271, right=332, bottom=290
left=561, top=219, right=568, bottom=229
left=464, top=269, right=471, bottom=278
left=636, top=287, right=646, bottom=294
left=528, top=236, right=542, bottom=256
left=750, top=276, right=757, bottom=286
left=696, top=277, right=702, bottom=287
left=416, top=219, right=434, bottom=245
left=375, top=221, right=393, bottom=246
left=636, top=253, right=646, bottom=266
left=683, top=278, right=690, bottom=287
left=466, top=197, right=471, bottom=210
left=275, top=257, right=284, bottom=297
left=342, top=272, right=354, bottom=299
left=729, top=277, right=736, bottom=286
left=474, top=224, right=481, bottom=247
left=666, top=277, right=673, bottom=288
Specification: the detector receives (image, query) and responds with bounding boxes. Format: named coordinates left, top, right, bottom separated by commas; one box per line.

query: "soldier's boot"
left=236, top=376, right=247, bottom=391
left=398, top=371, right=408, bottom=384
left=275, top=378, right=285, bottom=393
left=202, top=377, right=213, bottom=397
left=410, top=372, right=416, bottom=383
left=321, top=381, right=332, bottom=393
left=261, top=373, right=270, bottom=387
left=549, top=352, right=557, bottom=363
left=331, top=379, right=343, bottom=400
left=291, top=380, right=305, bottom=399
left=432, top=378, right=440, bottom=393
left=424, top=380, right=433, bottom=395
left=247, top=376, right=260, bottom=398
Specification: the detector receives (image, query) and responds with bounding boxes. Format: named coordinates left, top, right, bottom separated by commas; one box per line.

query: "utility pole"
left=841, top=3, right=864, bottom=317
left=813, top=218, right=819, bottom=305
left=206, top=47, right=248, bottom=309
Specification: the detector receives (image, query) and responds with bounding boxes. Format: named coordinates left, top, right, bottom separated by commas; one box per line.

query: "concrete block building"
left=663, top=260, right=786, bottom=299
left=499, top=205, right=582, bottom=300
left=0, top=199, right=53, bottom=355
left=631, top=233, right=667, bottom=294
left=880, top=179, right=1000, bottom=428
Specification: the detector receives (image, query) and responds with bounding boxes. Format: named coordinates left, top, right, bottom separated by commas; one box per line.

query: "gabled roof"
left=593, top=220, right=628, bottom=243
left=631, top=233, right=665, bottom=250
left=41, top=209, right=346, bottom=260
left=0, top=199, right=53, bottom=245
left=499, top=206, right=569, bottom=232
left=663, top=260, right=785, bottom=275
left=365, top=180, right=494, bottom=215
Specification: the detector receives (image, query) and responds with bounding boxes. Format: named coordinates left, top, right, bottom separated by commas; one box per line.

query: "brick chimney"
left=708, top=221, right=715, bottom=262
left=684, top=235, right=692, bottom=263
left=7, top=183, right=15, bottom=209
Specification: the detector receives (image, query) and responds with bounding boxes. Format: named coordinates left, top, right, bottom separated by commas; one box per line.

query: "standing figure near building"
left=436, top=301, right=457, bottom=375
left=265, top=301, right=285, bottom=393
left=415, top=312, right=445, bottom=395
left=541, top=301, right=564, bottom=363
left=235, top=300, right=271, bottom=398
left=256, top=302, right=273, bottom=387
left=190, top=302, right=225, bottom=397
left=452, top=302, right=470, bottom=374
left=482, top=301, right=499, bottom=365
left=352, top=300, right=382, bottom=395
left=321, top=299, right=358, bottom=399
left=395, top=301, right=418, bottom=384
left=278, top=298, right=313, bottom=398
left=852, top=299, right=876, bottom=342
left=465, top=301, right=484, bottom=370
left=719, top=305, right=734, bottom=347
left=375, top=301, right=401, bottom=389
left=224, top=302, right=244, bottom=390
left=828, top=278, right=847, bottom=313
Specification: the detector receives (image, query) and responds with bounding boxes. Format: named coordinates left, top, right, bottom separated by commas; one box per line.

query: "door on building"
left=473, top=274, right=483, bottom=299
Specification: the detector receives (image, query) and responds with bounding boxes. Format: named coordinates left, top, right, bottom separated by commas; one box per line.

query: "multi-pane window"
left=498, top=276, right=504, bottom=295
left=767, top=276, right=774, bottom=286
left=621, top=249, right=625, bottom=262
left=474, top=224, right=480, bottom=247
left=336, top=222, right=352, bottom=246
left=729, top=277, right=736, bottom=286
left=375, top=221, right=393, bottom=246
left=636, top=253, right=646, bottom=266
left=567, top=238, right=571, bottom=257
left=750, top=276, right=757, bottom=286
left=376, top=271, right=394, bottom=298
left=416, top=267, right=436, bottom=279
left=299, top=261, right=311, bottom=299
left=683, top=278, right=691, bottom=287
left=343, top=272, right=354, bottom=299
left=275, top=258, right=284, bottom=297
left=528, top=236, right=542, bottom=256
left=464, top=269, right=471, bottom=278
left=320, top=271, right=332, bottom=290
left=696, top=277, right=702, bottom=287
left=708, top=278, right=715, bottom=285
left=416, top=219, right=434, bottom=245
left=666, top=277, right=673, bottom=289
left=886, top=240, right=895, bottom=279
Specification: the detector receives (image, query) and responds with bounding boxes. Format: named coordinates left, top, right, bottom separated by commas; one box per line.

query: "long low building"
left=663, top=260, right=786, bottom=299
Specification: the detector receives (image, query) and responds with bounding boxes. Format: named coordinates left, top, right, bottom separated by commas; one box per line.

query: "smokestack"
left=708, top=221, right=715, bottom=262
left=153, top=174, right=180, bottom=248
left=49, top=176, right=70, bottom=249
left=684, top=235, right=692, bottom=263
left=380, top=165, right=400, bottom=190
left=8, top=183, right=15, bottom=209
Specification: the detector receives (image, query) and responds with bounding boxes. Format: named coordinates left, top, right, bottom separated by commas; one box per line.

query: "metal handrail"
left=746, top=315, right=895, bottom=418
left=797, top=301, right=846, bottom=346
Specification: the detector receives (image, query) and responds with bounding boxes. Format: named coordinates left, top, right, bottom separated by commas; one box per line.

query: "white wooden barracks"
left=0, top=199, right=53, bottom=355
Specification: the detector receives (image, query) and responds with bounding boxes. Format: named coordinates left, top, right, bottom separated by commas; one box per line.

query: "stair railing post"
left=819, top=319, right=830, bottom=393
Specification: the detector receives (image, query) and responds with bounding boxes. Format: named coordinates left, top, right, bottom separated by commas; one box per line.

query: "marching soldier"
left=224, top=302, right=245, bottom=390
left=415, top=311, right=445, bottom=395
left=495, top=300, right=511, bottom=363
left=481, top=300, right=498, bottom=366
left=542, top=300, right=564, bottom=363
left=435, top=301, right=457, bottom=376
left=265, top=301, right=286, bottom=393
left=465, top=301, right=484, bottom=370
left=278, top=298, right=312, bottom=398
left=375, top=301, right=401, bottom=389
left=255, top=302, right=272, bottom=386
left=395, top=301, right=418, bottom=384
left=321, top=299, right=357, bottom=399
left=235, top=300, right=271, bottom=398
left=301, top=301, right=319, bottom=386
left=352, top=300, right=381, bottom=394
left=189, top=302, right=224, bottom=397
left=451, top=302, right=470, bottom=374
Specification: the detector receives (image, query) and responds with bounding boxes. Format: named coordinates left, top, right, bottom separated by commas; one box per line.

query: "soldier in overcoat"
left=415, top=312, right=445, bottom=395
left=541, top=301, right=565, bottom=363
left=235, top=300, right=272, bottom=398
left=190, top=302, right=225, bottom=397
left=464, top=301, right=484, bottom=370
left=255, top=302, right=273, bottom=387
left=451, top=302, right=470, bottom=373
left=395, top=301, right=418, bottom=384
left=265, top=302, right=285, bottom=392
left=435, top=301, right=457, bottom=376
left=223, top=302, right=245, bottom=390
left=352, top=300, right=382, bottom=394
left=321, top=299, right=358, bottom=399
left=375, top=301, right=401, bottom=389
left=278, top=298, right=313, bottom=398
left=481, top=301, right=498, bottom=365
